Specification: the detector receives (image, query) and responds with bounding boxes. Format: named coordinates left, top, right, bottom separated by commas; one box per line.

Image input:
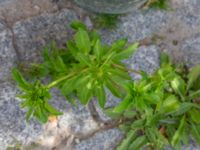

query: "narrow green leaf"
left=111, top=39, right=127, bottom=52
left=94, top=39, right=102, bottom=63
left=76, top=53, right=92, bottom=66
left=162, top=95, right=180, bottom=113
left=74, top=28, right=91, bottom=54
left=160, top=52, right=170, bottom=66
left=171, top=102, right=193, bottom=116
left=35, top=107, right=48, bottom=123
left=70, top=21, right=87, bottom=30
left=113, top=42, right=139, bottom=60
left=131, top=119, right=145, bottom=129
left=108, top=67, right=131, bottom=80
left=113, top=95, right=131, bottom=113
left=96, top=85, right=106, bottom=108
left=117, top=130, right=136, bottom=150
left=187, top=65, right=200, bottom=91
left=61, top=77, right=77, bottom=96
left=189, top=108, right=200, bottom=124
left=44, top=102, right=63, bottom=116
left=171, top=116, right=185, bottom=146
left=12, top=68, right=30, bottom=90
left=78, top=85, right=93, bottom=105
left=128, top=135, right=147, bottom=150
left=67, top=40, right=79, bottom=58
left=105, top=77, right=122, bottom=98
left=191, top=124, right=200, bottom=145
left=25, top=107, right=34, bottom=121
left=171, top=77, right=186, bottom=98
left=123, top=110, right=137, bottom=118
left=189, top=89, right=200, bottom=99
left=104, top=108, right=122, bottom=119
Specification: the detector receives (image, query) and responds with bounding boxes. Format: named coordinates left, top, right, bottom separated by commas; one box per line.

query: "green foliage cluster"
left=12, top=22, right=200, bottom=149
left=12, top=21, right=138, bottom=123
left=109, top=54, right=200, bottom=150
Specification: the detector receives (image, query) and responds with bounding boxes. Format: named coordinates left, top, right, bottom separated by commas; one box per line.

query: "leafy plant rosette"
left=12, top=22, right=200, bottom=149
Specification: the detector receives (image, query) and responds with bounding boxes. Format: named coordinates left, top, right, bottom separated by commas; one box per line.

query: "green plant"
left=90, top=13, right=120, bottom=29
left=108, top=54, right=200, bottom=150
left=12, top=21, right=138, bottom=123
left=143, top=0, right=169, bottom=10
left=12, top=22, right=200, bottom=149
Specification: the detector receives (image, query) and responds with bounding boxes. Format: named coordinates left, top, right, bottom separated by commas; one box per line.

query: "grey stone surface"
left=175, top=0, right=200, bottom=28
left=0, top=82, right=42, bottom=149
left=13, top=9, right=78, bottom=62
left=0, top=0, right=200, bottom=149
left=100, top=9, right=168, bottom=44
left=75, top=128, right=123, bottom=150
left=181, top=33, right=200, bottom=67
left=0, top=22, right=17, bottom=81
left=74, top=0, right=146, bottom=14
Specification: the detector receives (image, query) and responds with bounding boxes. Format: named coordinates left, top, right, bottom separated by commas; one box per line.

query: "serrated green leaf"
left=75, top=28, right=91, bottom=54
left=187, top=65, right=200, bottom=91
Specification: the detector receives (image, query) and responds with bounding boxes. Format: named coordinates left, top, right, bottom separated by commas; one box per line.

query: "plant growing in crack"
left=12, top=22, right=200, bottom=149
left=12, top=21, right=139, bottom=123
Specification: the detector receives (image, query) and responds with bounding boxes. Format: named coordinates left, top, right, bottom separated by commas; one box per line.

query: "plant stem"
left=47, top=73, right=74, bottom=89
left=112, top=63, right=143, bottom=75
left=47, top=68, right=88, bottom=89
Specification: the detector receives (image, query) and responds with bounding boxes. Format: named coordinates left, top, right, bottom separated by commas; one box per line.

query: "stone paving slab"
left=0, top=0, right=200, bottom=150
left=0, top=22, right=17, bottom=81
left=13, top=9, right=78, bottom=62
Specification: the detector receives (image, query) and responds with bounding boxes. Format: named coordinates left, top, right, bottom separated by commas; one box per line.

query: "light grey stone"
left=13, top=9, right=78, bottom=62
left=0, top=22, right=17, bottom=81
left=74, top=128, right=123, bottom=150
left=0, top=82, right=42, bottom=150
left=181, top=33, right=200, bottom=67
left=175, top=0, right=200, bottom=28
left=100, top=9, right=168, bottom=44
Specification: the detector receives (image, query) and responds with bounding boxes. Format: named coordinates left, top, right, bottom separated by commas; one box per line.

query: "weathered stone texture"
left=13, top=9, right=78, bottom=62
left=0, top=22, right=17, bottom=80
